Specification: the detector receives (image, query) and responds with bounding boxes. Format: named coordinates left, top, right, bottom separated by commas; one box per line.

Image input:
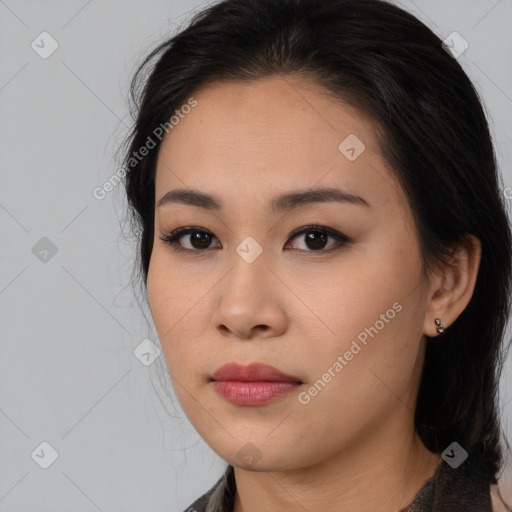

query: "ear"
left=423, top=234, right=481, bottom=337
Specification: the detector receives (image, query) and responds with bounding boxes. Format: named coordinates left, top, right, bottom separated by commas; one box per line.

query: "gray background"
left=1, top=1, right=511, bottom=511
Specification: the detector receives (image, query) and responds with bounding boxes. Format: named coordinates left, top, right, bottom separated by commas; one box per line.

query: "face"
left=147, top=75, right=432, bottom=471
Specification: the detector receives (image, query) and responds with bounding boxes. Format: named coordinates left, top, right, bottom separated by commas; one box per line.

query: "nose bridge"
left=209, top=214, right=292, bottom=339
left=212, top=235, right=276, bottom=327
left=226, top=234, right=269, bottom=297
left=213, top=197, right=282, bottom=292
left=235, top=232, right=266, bottom=265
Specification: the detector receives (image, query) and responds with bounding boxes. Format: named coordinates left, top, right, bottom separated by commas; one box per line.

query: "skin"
left=146, top=75, right=481, bottom=512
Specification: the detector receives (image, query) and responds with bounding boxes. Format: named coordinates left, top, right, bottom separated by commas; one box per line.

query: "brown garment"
left=183, top=458, right=511, bottom=512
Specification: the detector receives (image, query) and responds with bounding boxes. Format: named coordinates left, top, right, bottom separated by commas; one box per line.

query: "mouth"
left=210, top=362, right=303, bottom=406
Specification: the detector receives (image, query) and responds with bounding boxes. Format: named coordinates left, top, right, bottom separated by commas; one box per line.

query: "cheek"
left=294, top=242, right=426, bottom=387
left=292, top=275, right=425, bottom=437
left=306, top=253, right=420, bottom=343
left=147, top=256, right=174, bottom=337
left=146, top=252, right=210, bottom=375
left=147, top=255, right=182, bottom=359
left=147, top=250, right=194, bottom=330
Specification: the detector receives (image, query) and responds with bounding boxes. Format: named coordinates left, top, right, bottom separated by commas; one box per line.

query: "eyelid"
left=159, top=227, right=219, bottom=256
left=159, top=224, right=351, bottom=256
left=285, top=224, right=350, bottom=251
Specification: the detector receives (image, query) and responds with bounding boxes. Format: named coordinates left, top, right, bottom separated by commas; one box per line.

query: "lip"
left=211, top=362, right=301, bottom=383
left=210, top=362, right=302, bottom=406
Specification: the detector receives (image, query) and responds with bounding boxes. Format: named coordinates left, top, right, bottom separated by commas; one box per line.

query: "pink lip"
left=210, top=363, right=302, bottom=406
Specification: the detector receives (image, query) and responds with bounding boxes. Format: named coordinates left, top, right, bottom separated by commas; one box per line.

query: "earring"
left=435, top=318, right=445, bottom=334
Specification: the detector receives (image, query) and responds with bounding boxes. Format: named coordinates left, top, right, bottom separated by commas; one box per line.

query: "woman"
left=120, top=0, right=512, bottom=510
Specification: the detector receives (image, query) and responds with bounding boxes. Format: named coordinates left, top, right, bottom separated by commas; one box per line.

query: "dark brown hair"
left=120, top=0, right=512, bottom=491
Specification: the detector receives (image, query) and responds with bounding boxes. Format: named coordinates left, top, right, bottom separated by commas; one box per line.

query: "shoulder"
left=181, top=479, right=222, bottom=512
left=490, top=483, right=512, bottom=512
left=182, top=492, right=210, bottom=512
left=181, top=467, right=234, bottom=512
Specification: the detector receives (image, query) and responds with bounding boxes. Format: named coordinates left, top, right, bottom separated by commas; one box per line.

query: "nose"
left=211, top=246, right=288, bottom=341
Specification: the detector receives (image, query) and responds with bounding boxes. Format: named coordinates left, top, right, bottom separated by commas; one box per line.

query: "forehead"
left=154, top=75, right=401, bottom=214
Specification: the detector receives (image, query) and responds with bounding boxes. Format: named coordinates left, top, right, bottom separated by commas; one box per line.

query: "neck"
left=232, top=421, right=441, bottom=512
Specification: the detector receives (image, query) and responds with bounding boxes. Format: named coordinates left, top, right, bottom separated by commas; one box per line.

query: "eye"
left=285, top=224, right=350, bottom=252
left=160, top=227, right=221, bottom=254
left=159, top=224, right=350, bottom=255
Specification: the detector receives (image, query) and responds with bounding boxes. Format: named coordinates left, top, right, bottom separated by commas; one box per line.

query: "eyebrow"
left=157, top=186, right=370, bottom=213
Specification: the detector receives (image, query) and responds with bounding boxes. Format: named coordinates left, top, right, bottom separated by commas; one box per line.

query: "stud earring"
left=435, top=318, right=445, bottom=334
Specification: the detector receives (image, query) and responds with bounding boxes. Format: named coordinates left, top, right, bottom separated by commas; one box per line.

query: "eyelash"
left=159, top=224, right=351, bottom=256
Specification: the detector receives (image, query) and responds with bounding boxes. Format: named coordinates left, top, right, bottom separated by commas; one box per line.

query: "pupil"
left=192, top=232, right=211, bottom=249
left=306, top=231, right=327, bottom=250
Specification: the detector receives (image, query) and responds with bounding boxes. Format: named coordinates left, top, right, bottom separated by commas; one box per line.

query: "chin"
left=209, top=440, right=308, bottom=473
